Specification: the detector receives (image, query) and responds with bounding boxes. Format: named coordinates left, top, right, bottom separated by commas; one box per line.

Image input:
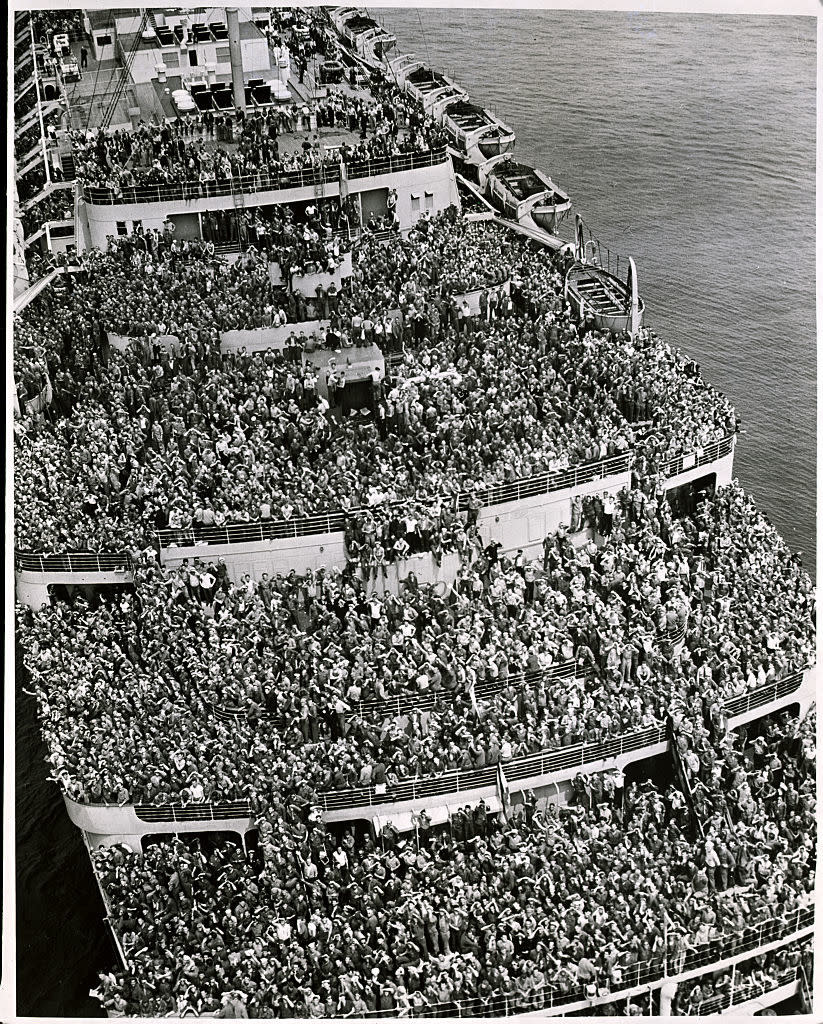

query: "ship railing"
left=14, top=549, right=134, bottom=574
left=352, top=906, right=814, bottom=1018
left=692, top=965, right=800, bottom=1016
left=133, top=799, right=253, bottom=823
left=80, top=147, right=450, bottom=206
left=314, top=669, right=807, bottom=811
left=658, top=433, right=735, bottom=478
left=154, top=449, right=632, bottom=549
left=81, top=165, right=341, bottom=205
left=64, top=669, right=809, bottom=817
left=723, top=670, right=807, bottom=718
left=153, top=436, right=735, bottom=551
left=345, top=145, right=449, bottom=180
left=210, top=621, right=683, bottom=723
left=208, top=659, right=590, bottom=724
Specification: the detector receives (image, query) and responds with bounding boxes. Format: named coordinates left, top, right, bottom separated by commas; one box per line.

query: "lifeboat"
left=403, top=66, right=467, bottom=115
left=334, top=9, right=396, bottom=66
left=480, top=154, right=571, bottom=234
left=441, top=99, right=516, bottom=168
left=386, top=53, right=424, bottom=88
left=564, top=250, right=644, bottom=335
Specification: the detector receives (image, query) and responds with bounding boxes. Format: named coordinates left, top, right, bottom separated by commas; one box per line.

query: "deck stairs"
left=61, top=153, right=76, bottom=180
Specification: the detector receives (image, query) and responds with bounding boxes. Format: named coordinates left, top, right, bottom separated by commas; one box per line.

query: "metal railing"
left=208, top=659, right=589, bottom=725
left=352, top=906, right=814, bottom=1018
left=210, top=620, right=684, bottom=724
left=65, top=668, right=809, bottom=817
left=690, top=965, right=801, bottom=1015
left=81, top=147, right=450, bottom=207
left=314, top=669, right=806, bottom=811
left=14, top=550, right=133, bottom=574
left=153, top=434, right=735, bottom=553
left=660, top=433, right=734, bottom=478
left=723, top=670, right=807, bottom=718
left=133, top=799, right=253, bottom=823
left=154, top=449, right=633, bottom=549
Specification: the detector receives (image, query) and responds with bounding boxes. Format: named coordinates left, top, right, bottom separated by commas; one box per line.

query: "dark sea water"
left=16, top=10, right=816, bottom=1015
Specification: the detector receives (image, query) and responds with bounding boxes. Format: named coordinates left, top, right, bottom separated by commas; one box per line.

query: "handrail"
left=154, top=450, right=633, bottom=549
left=314, top=668, right=806, bottom=811
left=14, top=549, right=133, bottom=574
left=209, top=659, right=590, bottom=725
left=659, top=433, right=734, bottom=478
left=63, top=669, right=809, bottom=824
left=80, top=147, right=450, bottom=207
left=133, top=799, right=253, bottom=823
left=154, top=435, right=734, bottom=551
left=692, top=965, right=799, bottom=1015
left=354, top=905, right=814, bottom=1018
left=207, top=618, right=679, bottom=724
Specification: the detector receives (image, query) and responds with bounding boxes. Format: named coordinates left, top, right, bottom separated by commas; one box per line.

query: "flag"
left=574, top=214, right=585, bottom=263
left=497, top=761, right=510, bottom=818
left=628, top=257, right=641, bottom=338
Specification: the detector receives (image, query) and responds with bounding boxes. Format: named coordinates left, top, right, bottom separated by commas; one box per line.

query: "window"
left=215, top=45, right=231, bottom=63
left=96, top=34, right=112, bottom=46
left=424, top=190, right=434, bottom=210
left=410, top=194, right=421, bottom=214
left=161, top=51, right=180, bottom=68
left=188, top=49, right=198, bottom=66
left=115, top=221, right=127, bottom=236
left=132, top=220, right=143, bottom=234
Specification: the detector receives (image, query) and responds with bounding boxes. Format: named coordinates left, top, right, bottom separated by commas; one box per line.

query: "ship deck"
left=61, top=31, right=380, bottom=132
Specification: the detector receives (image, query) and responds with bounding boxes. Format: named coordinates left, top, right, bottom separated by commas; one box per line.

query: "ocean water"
left=378, top=7, right=817, bottom=569
left=16, top=10, right=816, bottom=1015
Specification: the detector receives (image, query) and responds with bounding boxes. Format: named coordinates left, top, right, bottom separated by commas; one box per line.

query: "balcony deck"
left=62, top=667, right=814, bottom=841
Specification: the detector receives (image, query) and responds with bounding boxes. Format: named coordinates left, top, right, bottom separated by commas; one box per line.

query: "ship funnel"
left=226, top=8, right=245, bottom=111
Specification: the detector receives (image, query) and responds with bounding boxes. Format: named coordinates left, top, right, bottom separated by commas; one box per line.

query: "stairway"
left=60, top=153, right=76, bottom=180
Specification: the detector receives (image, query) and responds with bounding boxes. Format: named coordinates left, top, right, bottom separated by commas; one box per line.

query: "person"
left=80, top=45, right=88, bottom=69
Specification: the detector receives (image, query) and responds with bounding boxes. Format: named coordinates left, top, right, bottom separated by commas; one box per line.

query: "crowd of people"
left=671, top=939, right=812, bottom=1014
left=14, top=19, right=816, bottom=1021
left=16, top=218, right=743, bottom=555
left=86, top=702, right=814, bottom=1016
left=19, top=182, right=74, bottom=239
left=343, top=498, right=467, bottom=572
left=345, top=211, right=514, bottom=323
left=17, top=480, right=814, bottom=806
left=71, top=79, right=448, bottom=199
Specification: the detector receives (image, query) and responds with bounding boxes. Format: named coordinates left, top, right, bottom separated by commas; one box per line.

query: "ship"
left=12, top=4, right=815, bottom=1019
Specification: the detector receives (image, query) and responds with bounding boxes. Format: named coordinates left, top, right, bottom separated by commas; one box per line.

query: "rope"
left=415, top=8, right=433, bottom=69
left=99, top=11, right=149, bottom=130
left=82, top=35, right=111, bottom=133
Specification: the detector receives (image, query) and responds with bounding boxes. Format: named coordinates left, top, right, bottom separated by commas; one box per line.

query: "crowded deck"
left=14, top=5, right=815, bottom=1019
